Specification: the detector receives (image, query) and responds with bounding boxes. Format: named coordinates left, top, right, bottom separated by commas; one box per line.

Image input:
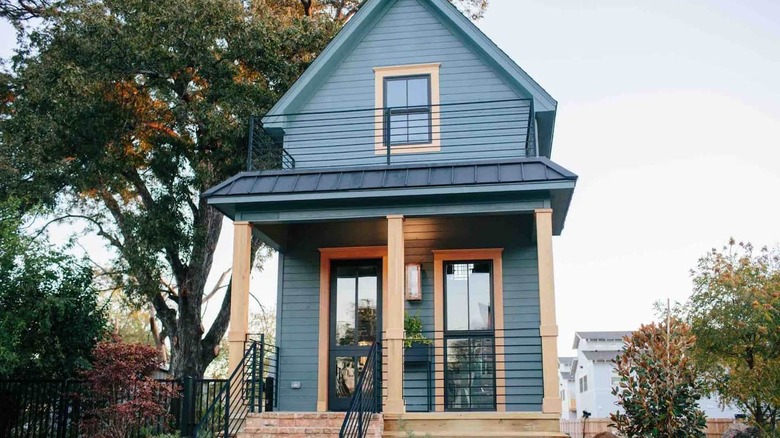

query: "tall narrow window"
left=444, top=261, right=496, bottom=411
left=384, top=75, right=432, bottom=145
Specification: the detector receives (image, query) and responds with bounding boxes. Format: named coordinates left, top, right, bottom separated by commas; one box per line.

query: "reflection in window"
left=445, top=337, right=496, bottom=411
left=385, top=75, right=431, bottom=145
left=445, top=262, right=492, bottom=331
left=335, top=265, right=378, bottom=347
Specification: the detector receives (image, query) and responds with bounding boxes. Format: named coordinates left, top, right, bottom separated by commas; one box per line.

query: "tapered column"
left=228, top=221, right=253, bottom=374
left=385, top=215, right=406, bottom=414
left=535, top=209, right=562, bottom=414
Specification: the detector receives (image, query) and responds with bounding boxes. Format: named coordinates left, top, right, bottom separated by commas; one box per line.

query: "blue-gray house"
left=204, top=0, right=577, bottom=435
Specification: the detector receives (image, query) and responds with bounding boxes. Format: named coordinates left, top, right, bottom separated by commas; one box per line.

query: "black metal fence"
left=0, top=337, right=279, bottom=438
left=0, top=378, right=184, bottom=438
left=398, top=327, right=544, bottom=413
left=249, top=98, right=536, bottom=171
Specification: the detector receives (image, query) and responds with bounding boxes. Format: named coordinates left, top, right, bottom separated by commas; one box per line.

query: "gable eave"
left=265, top=0, right=557, bottom=122
left=424, top=0, right=557, bottom=112
left=263, top=0, right=392, bottom=121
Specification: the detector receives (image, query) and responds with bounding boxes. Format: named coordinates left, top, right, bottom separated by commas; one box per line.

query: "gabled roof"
left=265, top=0, right=557, bottom=119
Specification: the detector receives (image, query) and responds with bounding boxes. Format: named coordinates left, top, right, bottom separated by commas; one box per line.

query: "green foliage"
left=610, top=319, right=707, bottom=438
left=404, top=312, right=432, bottom=348
left=683, top=239, right=780, bottom=433
left=0, top=201, right=106, bottom=378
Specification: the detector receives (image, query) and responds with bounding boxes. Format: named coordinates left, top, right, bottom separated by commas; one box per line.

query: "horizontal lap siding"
left=403, top=215, right=543, bottom=412
left=277, top=221, right=386, bottom=411
left=283, top=0, right=531, bottom=169
left=277, top=215, right=542, bottom=412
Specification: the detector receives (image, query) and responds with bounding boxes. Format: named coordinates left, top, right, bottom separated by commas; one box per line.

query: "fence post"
left=180, top=376, right=195, bottom=437
left=264, top=377, right=274, bottom=413
left=224, top=384, right=231, bottom=437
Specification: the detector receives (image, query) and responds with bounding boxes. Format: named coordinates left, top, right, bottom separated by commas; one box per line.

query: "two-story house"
left=202, top=0, right=577, bottom=436
left=562, top=331, right=741, bottom=421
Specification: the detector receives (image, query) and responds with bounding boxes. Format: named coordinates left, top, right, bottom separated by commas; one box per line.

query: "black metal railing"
left=0, top=378, right=182, bottom=438
left=398, top=328, right=543, bottom=412
left=193, top=335, right=279, bottom=438
left=339, top=341, right=381, bottom=438
left=248, top=98, right=536, bottom=171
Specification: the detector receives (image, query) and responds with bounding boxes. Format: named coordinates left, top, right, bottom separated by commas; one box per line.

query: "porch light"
left=405, top=263, right=422, bottom=301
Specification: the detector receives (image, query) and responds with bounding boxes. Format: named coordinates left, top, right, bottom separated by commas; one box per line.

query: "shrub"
left=80, top=338, right=179, bottom=438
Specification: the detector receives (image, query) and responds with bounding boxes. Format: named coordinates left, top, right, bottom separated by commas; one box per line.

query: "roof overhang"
left=204, top=158, right=577, bottom=234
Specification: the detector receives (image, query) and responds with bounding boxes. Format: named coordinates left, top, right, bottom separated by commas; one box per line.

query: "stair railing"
left=339, top=341, right=381, bottom=438
left=192, top=338, right=265, bottom=437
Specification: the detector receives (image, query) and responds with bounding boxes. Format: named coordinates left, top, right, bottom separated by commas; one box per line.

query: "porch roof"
left=203, top=157, right=577, bottom=234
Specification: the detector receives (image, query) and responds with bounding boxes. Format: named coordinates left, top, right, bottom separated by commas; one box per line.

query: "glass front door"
left=328, top=260, right=382, bottom=411
left=443, top=261, right=496, bottom=411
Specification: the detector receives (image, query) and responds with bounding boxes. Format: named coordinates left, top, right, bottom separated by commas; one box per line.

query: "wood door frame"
left=432, top=249, right=506, bottom=412
left=318, top=246, right=388, bottom=412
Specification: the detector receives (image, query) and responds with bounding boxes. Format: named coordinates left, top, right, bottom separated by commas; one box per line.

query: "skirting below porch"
left=383, top=412, right=566, bottom=438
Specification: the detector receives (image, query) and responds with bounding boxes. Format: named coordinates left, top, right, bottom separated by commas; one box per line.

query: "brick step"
left=240, top=413, right=383, bottom=438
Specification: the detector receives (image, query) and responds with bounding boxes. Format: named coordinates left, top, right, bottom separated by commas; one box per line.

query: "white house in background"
left=560, top=331, right=742, bottom=420
left=558, top=356, right=577, bottom=420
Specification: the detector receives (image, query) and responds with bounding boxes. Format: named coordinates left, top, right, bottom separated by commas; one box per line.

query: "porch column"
left=385, top=215, right=406, bottom=414
left=228, top=221, right=253, bottom=374
left=535, top=209, right=562, bottom=414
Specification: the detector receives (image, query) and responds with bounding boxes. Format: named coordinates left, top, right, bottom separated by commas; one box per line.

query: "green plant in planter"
left=404, top=312, right=433, bottom=348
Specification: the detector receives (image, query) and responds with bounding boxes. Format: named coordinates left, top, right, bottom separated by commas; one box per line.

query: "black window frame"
left=442, top=260, right=497, bottom=412
left=383, top=74, right=433, bottom=146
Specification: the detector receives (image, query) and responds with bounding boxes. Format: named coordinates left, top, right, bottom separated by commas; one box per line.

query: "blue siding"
left=274, top=0, right=533, bottom=169
left=276, top=215, right=543, bottom=412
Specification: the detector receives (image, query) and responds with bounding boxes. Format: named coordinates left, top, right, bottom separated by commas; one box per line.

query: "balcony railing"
left=397, top=327, right=544, bottom=412
left=248, top=98, right=536, bottom=171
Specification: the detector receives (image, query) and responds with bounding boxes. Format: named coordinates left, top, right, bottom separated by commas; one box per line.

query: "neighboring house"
left=203, top=0, right=577, bottom=436
left=560, top=331, right=741, bottom=420
left=558, top=357, right=577, bottom=420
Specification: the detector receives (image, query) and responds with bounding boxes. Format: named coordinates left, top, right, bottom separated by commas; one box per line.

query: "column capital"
left=386, top=214, right=405, bottom=220
left=233, top=220, right=252, bottom=226
left=534, top=208, right=553, bottom=215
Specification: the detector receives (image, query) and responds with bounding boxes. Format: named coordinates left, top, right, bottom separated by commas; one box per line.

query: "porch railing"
left=193, top=335, right=278, bottom=437
left=248, top=98, right=536, bottom=171
left=339, top=341, right=381, bottom=438
left=400, top=327, right=546, bottom=412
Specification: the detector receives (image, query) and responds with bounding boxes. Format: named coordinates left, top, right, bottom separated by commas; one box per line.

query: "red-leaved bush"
left=80, top=337, right=178, bottom=438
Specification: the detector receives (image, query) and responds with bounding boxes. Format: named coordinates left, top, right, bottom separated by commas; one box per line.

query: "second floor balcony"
left=248, top=98, right=537, bottom=171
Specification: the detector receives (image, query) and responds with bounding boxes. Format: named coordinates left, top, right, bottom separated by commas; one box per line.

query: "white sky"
left=2, top=0, right=779, bottom=356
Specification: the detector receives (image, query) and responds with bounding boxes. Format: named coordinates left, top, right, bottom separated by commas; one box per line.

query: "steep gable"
left=263, top=0, right=558, bottom=156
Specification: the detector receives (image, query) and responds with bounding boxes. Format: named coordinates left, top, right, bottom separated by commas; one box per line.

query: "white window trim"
left=374, top=63, right=441, bottom=155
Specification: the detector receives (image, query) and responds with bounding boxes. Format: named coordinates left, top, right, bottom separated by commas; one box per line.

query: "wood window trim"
left=374, top=63, right=441, bottom=155
left=432, top=248, right=506, bottom=412
left=317, top=246, right=388, bottom=412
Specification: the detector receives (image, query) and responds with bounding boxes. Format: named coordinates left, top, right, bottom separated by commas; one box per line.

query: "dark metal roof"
left=203, top=157, right=576, bottom=198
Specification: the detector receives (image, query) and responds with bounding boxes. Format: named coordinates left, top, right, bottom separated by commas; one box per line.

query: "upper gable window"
left=385, top=75, right=431, bottom=145
left=374, top=64, right=441, bottom=154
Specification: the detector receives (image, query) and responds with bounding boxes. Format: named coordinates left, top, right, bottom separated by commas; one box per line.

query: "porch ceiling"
left=203, top=157, right=577, bottom=234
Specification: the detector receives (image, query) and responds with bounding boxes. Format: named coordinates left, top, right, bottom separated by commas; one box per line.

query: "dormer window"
left=385, top=75, right=431, bottom=145
left=374, top=64, right=441, bottom=154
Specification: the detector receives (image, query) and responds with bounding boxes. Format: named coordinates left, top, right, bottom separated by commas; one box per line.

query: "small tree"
left=684, top=239, right=780, bottom=433
left=610, top=319, right=707, bottom=438
left=80, top=338, right=178, bottom=438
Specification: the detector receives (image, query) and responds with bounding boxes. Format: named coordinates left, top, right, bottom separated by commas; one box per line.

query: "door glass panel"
left=445, top=264, right=469, bottom=331
left=357, top=266, right=379, bottom=345
left=445, top=337, right=495, bottom=411
left=335, top=356, right=356, bottom=399
left=469, top=262, right=492, bottom=331
left=335, top=266, right=357, bottom=346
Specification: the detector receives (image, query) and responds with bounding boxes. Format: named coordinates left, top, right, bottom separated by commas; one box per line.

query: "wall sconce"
left=405, top=263, right=422, bottom=301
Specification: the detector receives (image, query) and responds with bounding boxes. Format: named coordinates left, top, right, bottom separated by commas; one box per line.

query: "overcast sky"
left=2, top=0, right=779, bottom=355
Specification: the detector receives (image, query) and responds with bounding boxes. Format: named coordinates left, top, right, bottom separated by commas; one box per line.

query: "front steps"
left=239, top=412, right=383, bottom=438
left=382, top=412, right=568, bottom=438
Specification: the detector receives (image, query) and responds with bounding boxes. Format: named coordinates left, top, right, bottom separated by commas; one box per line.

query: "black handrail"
left=339, top=341, right=381, bottom=438
left=192, top=336, right=278, bottom=437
